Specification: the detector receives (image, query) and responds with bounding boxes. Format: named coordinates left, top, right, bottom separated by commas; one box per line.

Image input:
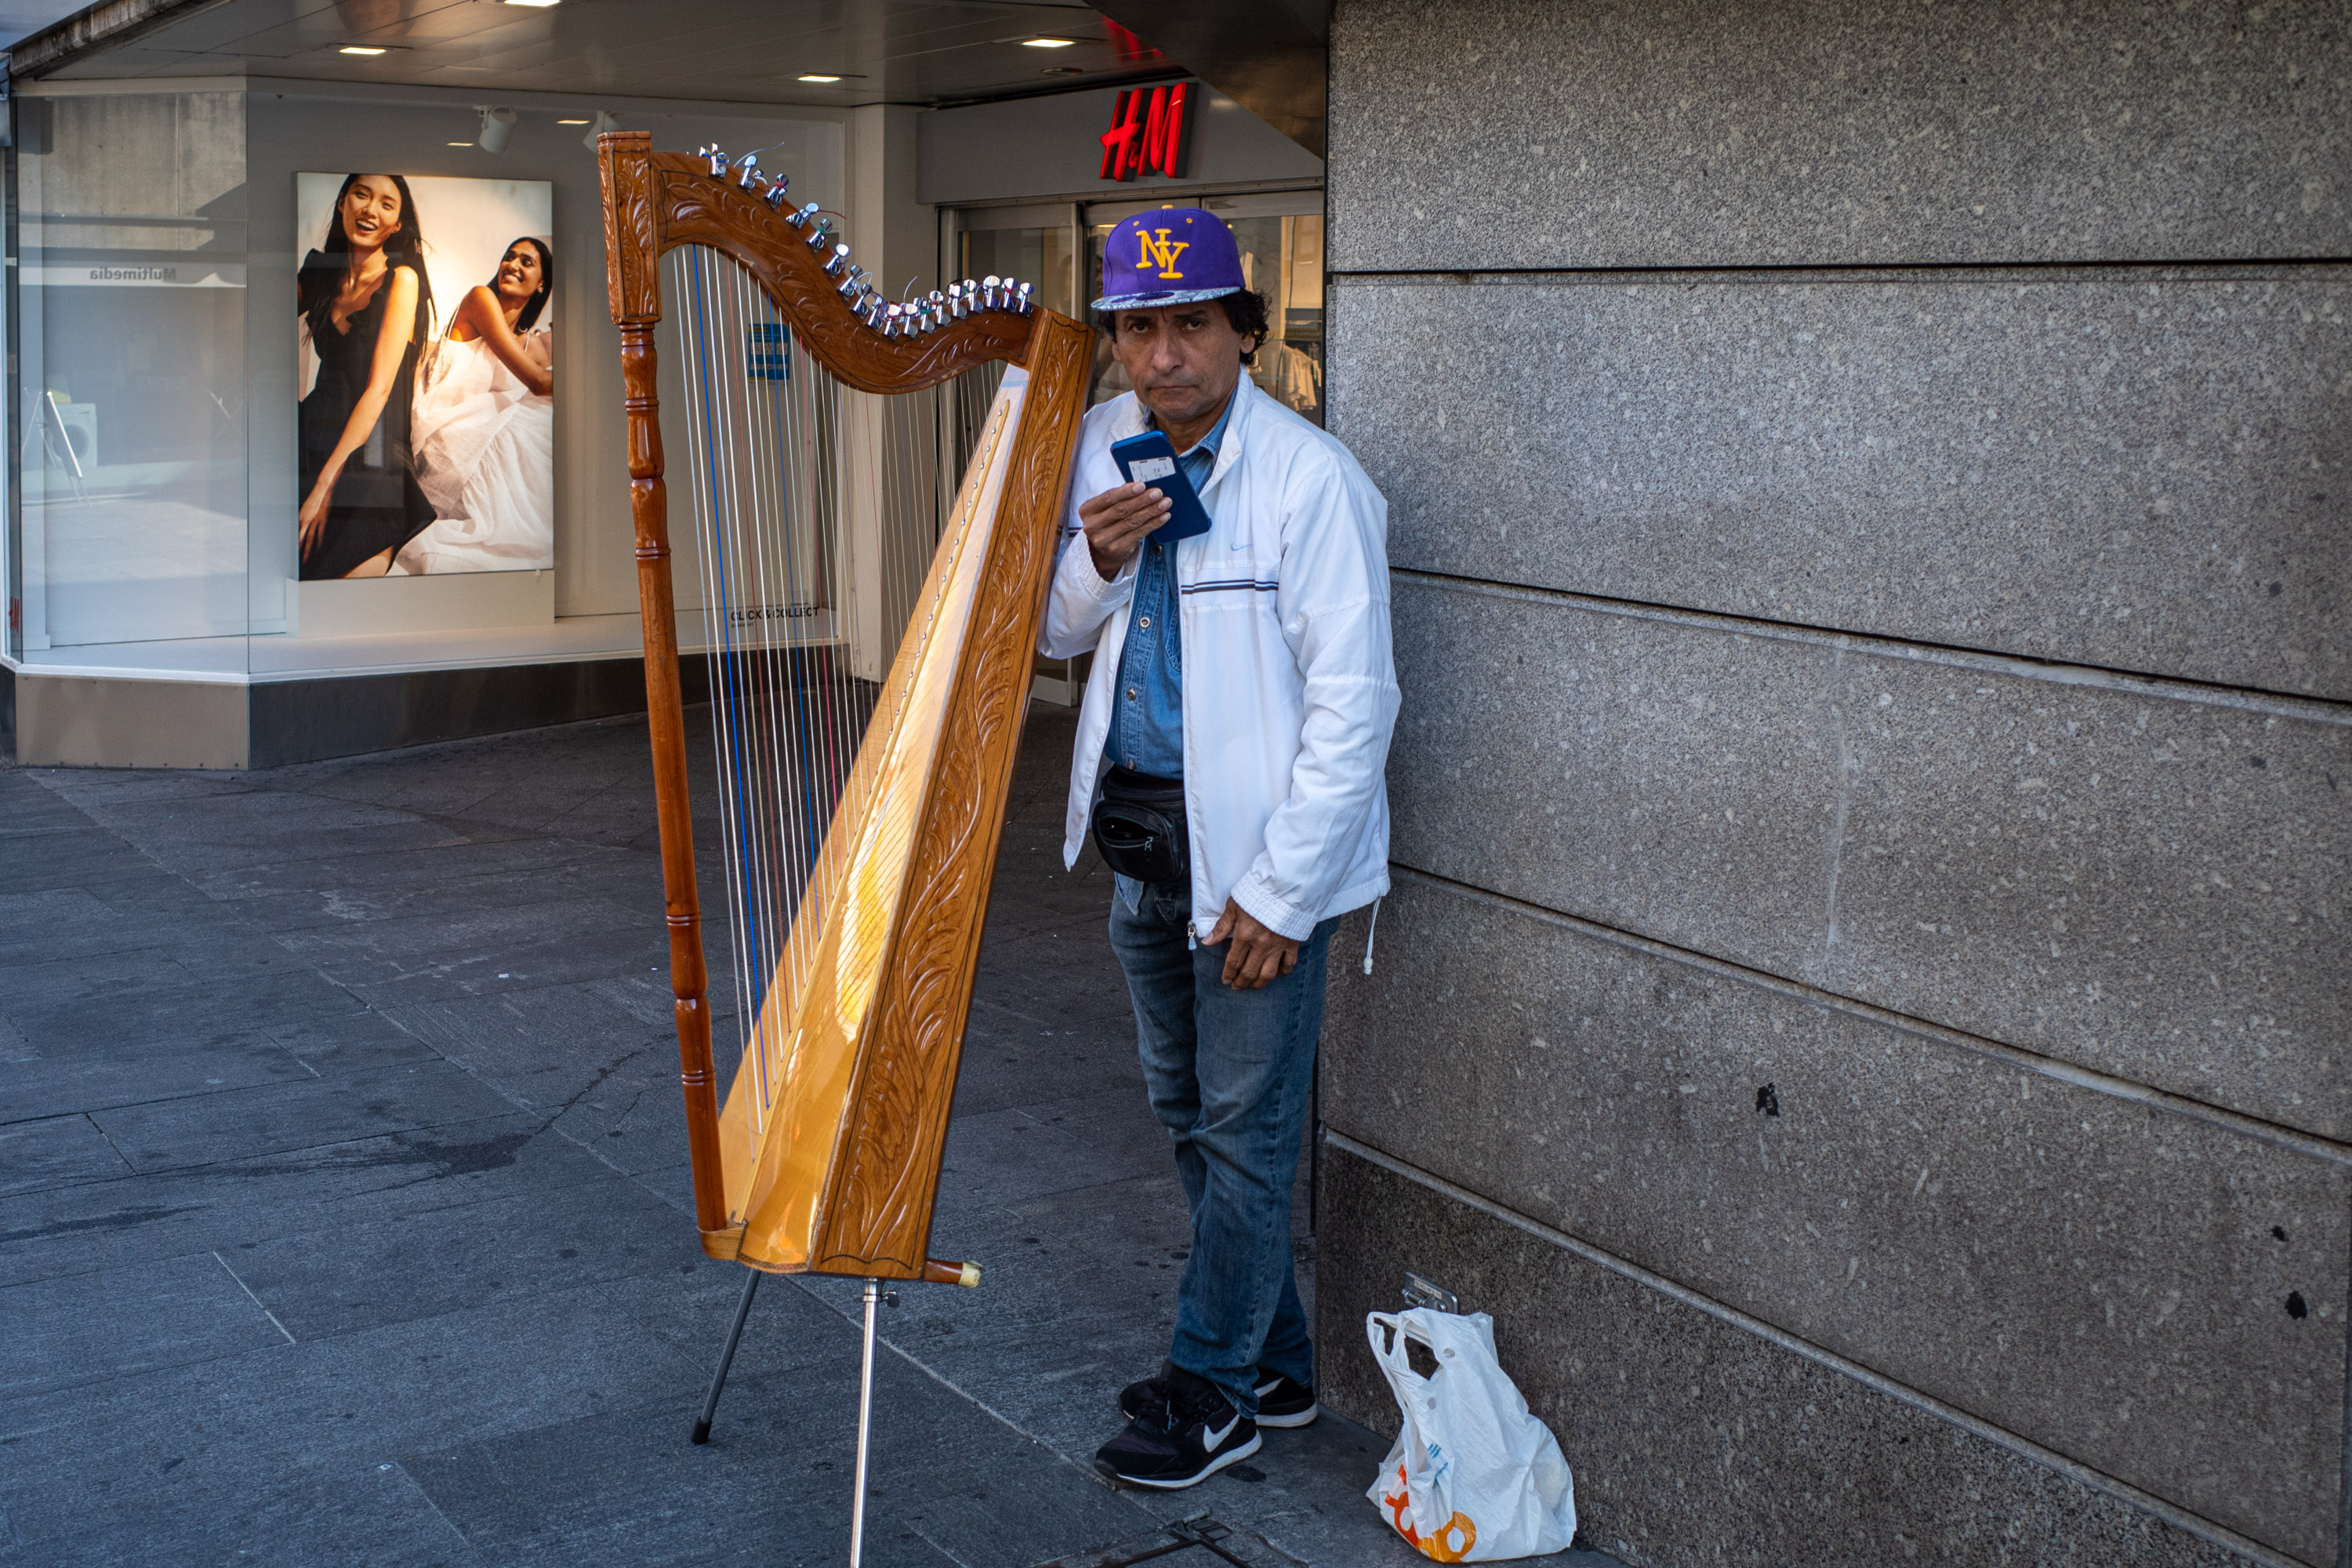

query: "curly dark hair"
left=1094, top=287, right=1272, bottom=365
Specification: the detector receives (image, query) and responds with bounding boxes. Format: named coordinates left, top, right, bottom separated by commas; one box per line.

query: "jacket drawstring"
left=1362, top=896, right=1382, bottom=975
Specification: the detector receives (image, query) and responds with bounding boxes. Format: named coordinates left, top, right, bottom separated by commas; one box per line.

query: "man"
left=1040, top=209, right=1398, bottom=1490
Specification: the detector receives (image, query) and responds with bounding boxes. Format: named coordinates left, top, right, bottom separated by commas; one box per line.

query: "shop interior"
left=2, top=17, right=1324, bottom=765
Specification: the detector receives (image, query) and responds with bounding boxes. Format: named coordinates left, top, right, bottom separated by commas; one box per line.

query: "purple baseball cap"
left=1091, top=207, right=1245, bottom=312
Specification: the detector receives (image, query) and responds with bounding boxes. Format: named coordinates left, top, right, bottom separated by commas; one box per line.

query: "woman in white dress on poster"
left=397, top=237, right=555, bottom=574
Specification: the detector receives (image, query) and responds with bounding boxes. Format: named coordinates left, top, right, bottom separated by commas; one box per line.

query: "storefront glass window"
left=9, top=89, right=252, bottom=675
left=958, top=220, right=1076, bottom=320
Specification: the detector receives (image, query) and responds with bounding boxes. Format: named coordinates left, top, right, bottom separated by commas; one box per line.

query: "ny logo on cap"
left=1138, top=228, right=1189, bottom=280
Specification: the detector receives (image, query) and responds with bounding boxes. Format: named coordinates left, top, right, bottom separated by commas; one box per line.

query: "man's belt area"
left=1092, top=766, right=1189, bottom=884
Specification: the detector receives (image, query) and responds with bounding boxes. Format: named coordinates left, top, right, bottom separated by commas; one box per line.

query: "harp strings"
left=666, top=244, right=993, bottom=1159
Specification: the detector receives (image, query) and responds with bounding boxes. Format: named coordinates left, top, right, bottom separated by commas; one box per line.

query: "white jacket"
left=1042, top=372, right=1399, bottom=942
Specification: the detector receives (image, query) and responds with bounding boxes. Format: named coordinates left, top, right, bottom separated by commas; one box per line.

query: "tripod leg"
left=848, top=1278, right=880, bottom=1568
left=691, top=1268, right=762, bottom=1445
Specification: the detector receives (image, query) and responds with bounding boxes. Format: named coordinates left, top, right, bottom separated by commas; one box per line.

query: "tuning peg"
left=980, top=274, right=1000, bottom=309
left=945, top=281, right=967, bottom=318
left=1014, top=281, right=1035, bottom=314
left=788, top=201, right=821, bottom=230
left=731, top=154, right=761, bottom=188
left=822, top=242, right=852, bottom=278
left=760, top=173, right=791, bottom=207
left=702, top=144, right=729, bottom=176
left=858, top=295, right=886, bottom=328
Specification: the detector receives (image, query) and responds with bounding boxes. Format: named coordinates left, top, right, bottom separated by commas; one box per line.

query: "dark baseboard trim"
left=246, top=658, right=654, bottom=770
left=5, top=648, right=851, bottom=770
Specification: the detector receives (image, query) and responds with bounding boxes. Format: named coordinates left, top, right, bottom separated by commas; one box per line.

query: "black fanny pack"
left=1091, top=766, right=1189, bottom=885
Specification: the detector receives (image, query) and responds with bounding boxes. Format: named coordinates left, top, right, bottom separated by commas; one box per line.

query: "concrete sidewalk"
left=0, top=703, right=1613, bottom=1567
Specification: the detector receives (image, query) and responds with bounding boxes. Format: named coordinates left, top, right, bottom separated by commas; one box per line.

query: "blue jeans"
left=1109, top=875, right=1338, bottom=1417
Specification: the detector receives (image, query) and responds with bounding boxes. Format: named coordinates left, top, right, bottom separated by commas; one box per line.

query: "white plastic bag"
left=1364, top=1308, right=1577, bottom=1562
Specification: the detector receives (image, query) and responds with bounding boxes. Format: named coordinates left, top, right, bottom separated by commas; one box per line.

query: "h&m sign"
left=1099, top=83, right=1192, bottom=182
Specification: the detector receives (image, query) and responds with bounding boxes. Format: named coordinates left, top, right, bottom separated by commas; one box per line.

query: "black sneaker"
left=1117, top=1367, right=1317, bottom=1429
left=1094, top=1368, right=1260, bottom=1490
left=1251, top=1371, right=1318, bottom=1428
left=1116, top=1369, right=1172, bottom=1425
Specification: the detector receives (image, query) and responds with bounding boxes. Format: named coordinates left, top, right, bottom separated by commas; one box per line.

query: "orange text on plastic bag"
left=1381, top=1459, right=1479, bottom=1563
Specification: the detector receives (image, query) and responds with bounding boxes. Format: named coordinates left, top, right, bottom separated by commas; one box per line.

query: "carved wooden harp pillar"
left=597, top=132, right=1090, bottom=1280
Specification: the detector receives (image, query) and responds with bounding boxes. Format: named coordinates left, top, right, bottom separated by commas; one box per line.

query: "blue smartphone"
left=1109, top=430, right=1213, bottom=545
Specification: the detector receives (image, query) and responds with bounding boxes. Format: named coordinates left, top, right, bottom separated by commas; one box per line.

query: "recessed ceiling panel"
left=40, top=0, right=1174, bottom=111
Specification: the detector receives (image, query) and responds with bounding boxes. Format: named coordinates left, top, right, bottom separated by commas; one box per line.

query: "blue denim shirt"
left=1102, top=393, right=1232, bottom=781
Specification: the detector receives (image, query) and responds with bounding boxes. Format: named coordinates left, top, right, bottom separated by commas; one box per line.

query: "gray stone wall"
left=1316, top=3, right=2352, bottom=1566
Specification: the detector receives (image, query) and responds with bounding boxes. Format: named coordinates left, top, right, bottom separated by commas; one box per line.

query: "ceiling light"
left=448, top=140, right=474, bottom=147
left=503, top=0, right=561, bottom=7
left=339, top=45, right=387, bottom=55
left=557, top=118, right=589, bottom=125
left=1040, top=66, right=1082, bottom=75
left=1022, top=38, right=1076, bottom=48
left=797, top=74, right=841, bottom=82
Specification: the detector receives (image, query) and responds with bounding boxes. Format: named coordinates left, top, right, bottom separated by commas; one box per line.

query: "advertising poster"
left=295, top=173, right=554, bottom=579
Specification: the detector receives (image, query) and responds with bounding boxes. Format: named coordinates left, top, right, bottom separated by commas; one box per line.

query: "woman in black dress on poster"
left=297, top=172, right=437, bottom=579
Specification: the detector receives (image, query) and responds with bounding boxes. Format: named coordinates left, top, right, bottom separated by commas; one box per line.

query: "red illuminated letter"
left=1100, top=89, right=1144, bottom=180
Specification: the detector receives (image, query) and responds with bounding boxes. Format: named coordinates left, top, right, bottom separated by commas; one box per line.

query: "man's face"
left=1109, top=303, right=1255, bottom=429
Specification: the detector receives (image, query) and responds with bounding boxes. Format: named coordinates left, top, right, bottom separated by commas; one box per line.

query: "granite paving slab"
left=0, top=826, right=158, bottom=895
left=0, top=1115, right=609, bottom=1290
left=8, top=1457, right=485, bottom=1568
left=87, top=1058, right=524, bottom=1173
left=0, top=1030, right=313, bottom=1123
left=0, top=706, right=1601, bottom=1567
left=193, top=833, right=624, bottom=909
left=0, top=1248, right=290, bottom=1399
left=947, top=1000, right=1148, bottom=1120
left=230, top=1178, right=688, bottom=1341
left=269, top=1007, right=441, bottom=1074
left=272, top=898, right=667, bottom=1005
left=0, top=1287, right=706, bottom=1563
left=0, top=1113, right=133, bottom=1199
left=72, top=797, right=470, bottom=881
left=0, top=888, right=187, bottom=967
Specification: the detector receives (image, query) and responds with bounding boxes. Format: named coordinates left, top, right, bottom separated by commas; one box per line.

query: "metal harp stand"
left=691, top=1269, right=892, bottom=1568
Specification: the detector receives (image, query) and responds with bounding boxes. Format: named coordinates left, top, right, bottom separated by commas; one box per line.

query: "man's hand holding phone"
left=1080, top=481, right=1174, bottom=581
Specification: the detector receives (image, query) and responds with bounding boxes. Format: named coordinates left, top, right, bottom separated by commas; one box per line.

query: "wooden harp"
left=597, top=132, right=1090, bottom=1282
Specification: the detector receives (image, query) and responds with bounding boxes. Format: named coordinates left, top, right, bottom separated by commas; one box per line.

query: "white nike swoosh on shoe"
left=1105, top=1431, right=1262, bottom=1491
left=1201, top=1412, right=1240, bottom=1452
